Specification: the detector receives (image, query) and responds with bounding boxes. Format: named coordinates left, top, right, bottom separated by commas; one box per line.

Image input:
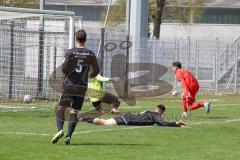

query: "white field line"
left=189, top=118, right=240, bottom=125
left=0, top=103, right=238, bottom=111
left=0, top=119, right=240, bottom=137
left=0, top=126, right=151, bottom=136
left=123, top=103, right=239, bottom=109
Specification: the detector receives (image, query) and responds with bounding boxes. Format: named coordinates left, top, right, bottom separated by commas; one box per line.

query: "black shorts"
left=114, top=113, right=131, bottom=125
left=59, top=94, right=85, bottom=111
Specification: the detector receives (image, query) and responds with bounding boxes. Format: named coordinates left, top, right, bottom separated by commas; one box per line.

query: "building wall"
left=45, top=5, right=104, bottom=21
left=201, top=8, right=240, bottom=24
left=158, top=23, right=240, bottom=41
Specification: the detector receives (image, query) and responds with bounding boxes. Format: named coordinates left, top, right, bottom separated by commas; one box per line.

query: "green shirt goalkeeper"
left=87, top=74, right=121, bottom=114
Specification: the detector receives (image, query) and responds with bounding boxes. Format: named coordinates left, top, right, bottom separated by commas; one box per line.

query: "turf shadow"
left=70, top=142, right=172, bottom=147
left=196, top=116, right=231, bottom=119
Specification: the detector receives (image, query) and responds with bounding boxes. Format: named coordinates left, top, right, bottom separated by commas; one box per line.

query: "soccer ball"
left=171, top=90, right=178, bottom=96
left=23, top=95, right=33, bottom=103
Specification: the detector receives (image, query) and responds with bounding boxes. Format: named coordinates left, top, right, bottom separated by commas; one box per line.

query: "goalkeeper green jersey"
left=87, top=74, right=111, bottom=102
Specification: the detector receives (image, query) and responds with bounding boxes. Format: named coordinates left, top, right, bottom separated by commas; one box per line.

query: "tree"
left=149, top=0, right=166, bottom=39
left=102, top=0, right=205, bottom=38
left=0, top=0, right=39, bottom=8
left=101, top=0, right=126, bottom=30
left=150, top=0, right=205, bottom=39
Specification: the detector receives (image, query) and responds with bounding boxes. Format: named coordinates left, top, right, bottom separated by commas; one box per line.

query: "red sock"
left=190, top=103, right=204, bottom=110
left=182, top=99, right=188, bottom=112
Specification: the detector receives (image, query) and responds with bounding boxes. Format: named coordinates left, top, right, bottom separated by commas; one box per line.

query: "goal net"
left=0, top=7, right=75, bottom=111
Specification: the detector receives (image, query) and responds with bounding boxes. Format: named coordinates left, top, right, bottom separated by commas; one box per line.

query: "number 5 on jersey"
left=76, top=60, right=83, bottom=73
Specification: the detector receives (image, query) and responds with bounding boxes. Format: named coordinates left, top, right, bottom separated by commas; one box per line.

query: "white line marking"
left=122, top=103, right=239, bottom=109
left=74, top=126, right=151, bottom=135
left=189, top=118, right=240, bottom=125
left=0, top=126, right=150, bottom=136
left=0, top=119, right=239, bottom=136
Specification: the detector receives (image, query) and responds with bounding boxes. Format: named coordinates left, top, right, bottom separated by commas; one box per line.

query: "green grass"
left=0, top=95, right=240, bottom=160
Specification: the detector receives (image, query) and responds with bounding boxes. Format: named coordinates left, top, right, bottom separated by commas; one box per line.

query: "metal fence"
left=95, top=34, right=240, bottom=96
left=0, top=7, right=240, bottom=105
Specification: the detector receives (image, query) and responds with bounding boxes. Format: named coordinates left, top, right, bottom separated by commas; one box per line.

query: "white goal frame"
left=0, top=6, right=75, bottom=49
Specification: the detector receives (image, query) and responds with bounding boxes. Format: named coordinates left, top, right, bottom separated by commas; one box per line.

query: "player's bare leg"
left=93, top=118, right=117, bottom=125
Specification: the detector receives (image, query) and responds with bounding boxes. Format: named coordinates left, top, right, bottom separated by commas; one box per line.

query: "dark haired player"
left=79, top=105, right=186, bottom=127
left=172, top=61, right=211, bottom=118
left=51, top=29, right=100, bottom=145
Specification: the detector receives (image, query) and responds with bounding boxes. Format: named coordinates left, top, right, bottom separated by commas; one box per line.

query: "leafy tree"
left=0, top=0, right=39, bottom=8
left=102, top=0, right=205, bottom=38
left=101, top=0, right=126, bottom=30
left=149, top=0, right=166, bottom=39
left=150, top=0, right=205, bottom=39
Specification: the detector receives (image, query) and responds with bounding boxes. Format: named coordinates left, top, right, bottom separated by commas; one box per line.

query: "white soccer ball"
left=171, top=90, right=178, bottom=96
left=23, top=95, right=33, bottom=103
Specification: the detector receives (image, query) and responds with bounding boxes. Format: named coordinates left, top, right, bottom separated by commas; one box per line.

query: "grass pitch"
left=0, top=95, right=240, bottom=160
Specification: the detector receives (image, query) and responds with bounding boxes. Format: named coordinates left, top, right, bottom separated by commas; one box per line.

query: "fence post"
left=225, top=44, right=229, bottom=72
left=124, top=35, right=130, bottom=98
left=8, top=21, right=14, bottom=99
left=69, top=15, right=75, bottom=49
left=215, top=38, right=219, bottom=95
left=174, top=38, right=179, bottom=91
left=234, top=42, right=238, bottom=93
left=195, top=40, right=199, bottom=79
left=100, top=28, right=105, bottom=89
left=187, top=37, right=191, bottom=70
left=152, top=36, right=156, bottom=94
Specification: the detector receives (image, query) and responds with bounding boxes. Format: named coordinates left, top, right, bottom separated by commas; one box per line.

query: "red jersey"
left=175, top=69, right=199, bottom=94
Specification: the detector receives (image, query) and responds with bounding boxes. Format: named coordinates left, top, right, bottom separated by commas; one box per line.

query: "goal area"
left=0, top=6, right=75, bottom=111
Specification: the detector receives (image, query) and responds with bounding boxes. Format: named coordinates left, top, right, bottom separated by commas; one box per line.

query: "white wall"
left=157, top=23, right=240, bottom=41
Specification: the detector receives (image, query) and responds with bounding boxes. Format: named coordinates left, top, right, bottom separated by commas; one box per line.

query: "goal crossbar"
left=0, top=6, right=75, bottom=49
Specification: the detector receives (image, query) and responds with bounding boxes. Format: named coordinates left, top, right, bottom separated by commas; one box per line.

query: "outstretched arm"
left=95, top=74, right=111, bottom=82
left=156, top=120, right=180, bottom=127
left=155, top=115, right=186, bottom=127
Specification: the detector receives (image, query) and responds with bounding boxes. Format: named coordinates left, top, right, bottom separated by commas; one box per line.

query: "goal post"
left=0, top=6, right=75, bottom=49
left=0, top=6, right=75, bottom=110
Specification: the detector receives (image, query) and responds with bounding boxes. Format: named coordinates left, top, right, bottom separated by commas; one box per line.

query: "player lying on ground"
left=172, top=61, right=211, bottom=118
left=87, top=74, right=121, bottom=114
left=79, top=104, right=186, bottom=127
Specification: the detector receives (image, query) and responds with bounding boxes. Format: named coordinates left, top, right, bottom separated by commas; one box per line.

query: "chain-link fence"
left=89, top=33, right=240, bottom=96
left=0, top=7, right=239, bottom=110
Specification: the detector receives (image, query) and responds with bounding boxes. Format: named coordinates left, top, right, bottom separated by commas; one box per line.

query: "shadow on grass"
left=70, top=142, right=172, bottom=147
left=196, top=116, right=231, bottom=119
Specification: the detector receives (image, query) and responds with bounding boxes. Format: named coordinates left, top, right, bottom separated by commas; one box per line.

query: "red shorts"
left=183, top=86, right=199, bottom=104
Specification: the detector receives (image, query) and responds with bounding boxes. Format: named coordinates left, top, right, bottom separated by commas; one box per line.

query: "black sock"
left=113, top=100, right=121, bottom=109
left=56, top=108, right=65, bottom=131
left=67, top=114, right=78, bottom=138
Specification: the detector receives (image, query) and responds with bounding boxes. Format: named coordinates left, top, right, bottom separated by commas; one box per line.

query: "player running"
left=51, top=29, right=100, bottom=145
left=79, top=104, right=186, bottom=127
left=172, top=61, right=211, bottom=117
left=87, top=74, right=121, bottom=114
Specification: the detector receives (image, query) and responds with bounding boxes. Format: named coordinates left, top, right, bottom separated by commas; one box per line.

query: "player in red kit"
left=172, top=62, right=211, bottom=118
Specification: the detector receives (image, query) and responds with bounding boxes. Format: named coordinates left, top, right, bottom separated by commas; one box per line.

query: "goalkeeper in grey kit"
left=51, top=29, right=100, bottom=145
left=79, top=104, right=186, bottom=127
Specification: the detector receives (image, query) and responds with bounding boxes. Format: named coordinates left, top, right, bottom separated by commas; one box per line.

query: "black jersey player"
left=79, top=104, right=186, bottom=127
left=51, top=29, right=100, bottom=145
